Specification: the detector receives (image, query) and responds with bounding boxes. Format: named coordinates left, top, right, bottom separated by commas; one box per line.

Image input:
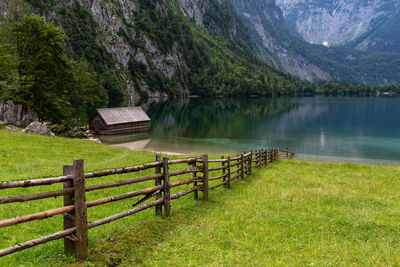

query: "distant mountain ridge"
left=276, top=0, right=400, bottom=53
left=230, top=0, right=400, bottom=84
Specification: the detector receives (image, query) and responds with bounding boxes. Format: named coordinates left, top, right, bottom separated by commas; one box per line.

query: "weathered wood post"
left=202, top=154, right=209, bottom=201
left=63, top=164, right=75, bottom=255
left=193, top=159, right=198, bottom=200
left=227, top=156, right=231, bottom=188
left=286, top=147, right=289, bottom=158
left=270, top=148, right=273, bottom=162
left=162, top=157, right=171, bottom=216
left=256, top=151, right=259, bottom=166
left=240, top=154, right=245, bottom=179
left=249, top=152, right=252, bottom=175
left=259, top=150, right=263, bottom=166
left=155, top=154, right=162, bottom=216
left=277, top=148, right=281, bottom=159
left=221, top=155, right=226, bottom=184
left=73, top=159, right=88, bottom=261
left=264, top=149, right=268, bottom=165
left=272, top=147, right=275, bottom=160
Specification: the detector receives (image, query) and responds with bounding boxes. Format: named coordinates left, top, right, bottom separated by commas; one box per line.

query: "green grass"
left=1, top=130, right=400, bottom=266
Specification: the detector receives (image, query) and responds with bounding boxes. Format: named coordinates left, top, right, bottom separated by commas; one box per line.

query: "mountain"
left=1, top=0, right=307, bottom=102
left=230, top=0, right=400, bottom=84
left=1, top=0, right=399, bottom=107
left=276, top=0, right=399, bottom=48
left=276, top=0, right=400, bottom=54
left=229, top=0, right=331, bottom=81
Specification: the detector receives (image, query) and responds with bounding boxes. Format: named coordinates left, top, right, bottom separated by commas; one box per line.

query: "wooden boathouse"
left=88, top=107, right=150, bottom=135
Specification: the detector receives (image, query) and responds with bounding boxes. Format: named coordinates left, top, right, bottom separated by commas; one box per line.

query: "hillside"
left=2, top=0, right=300, bottom=102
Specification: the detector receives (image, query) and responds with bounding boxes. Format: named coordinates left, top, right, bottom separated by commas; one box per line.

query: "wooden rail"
left=0, top=147, right=294, bottom=260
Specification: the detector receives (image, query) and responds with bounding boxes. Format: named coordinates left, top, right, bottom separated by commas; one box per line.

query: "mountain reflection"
left=103, top=97, right=400, bottom=161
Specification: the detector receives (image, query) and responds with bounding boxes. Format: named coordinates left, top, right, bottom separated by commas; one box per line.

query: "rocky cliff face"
left=10, top=0, right=215, bottom=101
left=230, top=0, right=400, bottom=84
left=0, top=98, right=39, bottom=126
left=230, top=0, right=331, bottom=81
left=276, top=0, right=399, bottom=50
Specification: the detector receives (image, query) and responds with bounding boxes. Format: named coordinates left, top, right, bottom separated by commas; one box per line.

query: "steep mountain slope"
left=0, top=0, right=304, bottom=100
left=230, top=0, right=400, bottom=84
left=230, top=0, right=331, bottom=81
left=276, top=0, right=398, bottom=47
left=351, top=7, right=400, bottom=53
left=276, top=0, right=400, bottom=55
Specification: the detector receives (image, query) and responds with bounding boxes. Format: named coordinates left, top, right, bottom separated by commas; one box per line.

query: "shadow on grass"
left=86, top=194, right=223, bottom=266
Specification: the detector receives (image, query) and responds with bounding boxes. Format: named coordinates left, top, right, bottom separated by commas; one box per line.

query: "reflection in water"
left=101, top=97, right=400, bottom=162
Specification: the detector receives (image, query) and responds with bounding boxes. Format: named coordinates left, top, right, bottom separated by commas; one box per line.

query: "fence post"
left=155, top=154, right=162, bottom=216
left=286, top=147, right=289, bottom=158
left=270, top=148, right=273, bottom=162
left=249, top=152, right=252, bottom=175
left=264, top=149, right=268, bottom=165
left=73, top=159, right=88, bottom=261
left=63, top=164, right=75, bottom=255
left=227, top=156, right=231, bottom=188
left=202, top=154, right=209, bottom=201
left=272, top=147, right=275, bottom=160
left=193, top=159, right=198, bottom=200
left=162, top=157, right=171, bottom=217
left=240, top=154, right=245, bottom=179
left=221, top=156, right=226, bottom=185
left=259, top=150, right=263, bottom=166
left=277, top=148, right=280, bottom=159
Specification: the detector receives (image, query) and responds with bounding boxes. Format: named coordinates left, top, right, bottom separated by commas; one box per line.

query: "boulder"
left=5, top=125, right=21, bottom=131
left=0, top=98, right=39, bottom=126
left=23, top=122, right=55, bottom=137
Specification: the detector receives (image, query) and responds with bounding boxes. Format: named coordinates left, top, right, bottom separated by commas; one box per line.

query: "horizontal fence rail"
left=0, top=147, right=294, bottom=260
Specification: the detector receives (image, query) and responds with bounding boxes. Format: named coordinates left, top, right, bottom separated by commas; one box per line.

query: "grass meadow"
left=0, top=130, right=399, bottom=266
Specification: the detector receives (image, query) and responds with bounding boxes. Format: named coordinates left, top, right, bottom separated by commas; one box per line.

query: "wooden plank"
left=0, top=205, right=74, bottom=228
left=85, top=173, right=162, bottom=192
left=167, top=158, right=197, bottom=165
left=208, top=165, right=227, bottom=172
left=87, top=185, right=163, bottom=208
left=202, top=155, right=209, bottom=201
left=73, top=159, right=88, bottom=261
left=209, top=173, right=228, bottom=181
left=0, top=227, right=76, bottom=257
left=170, top=178, right=196, bottom=188
left=0, top=188, right=73, bottom=205
left=209, top=181, right=228, bottom=190
left=163, top=157, right=171, bottom=216
left=84, top=162, right=162, bottom=179
left=63, top=164, right=75, bottom=255
left=155, top=154, right=162, bottom=216
left=169, top=167, right=201, bottom=177
left=88, top=199, right=164, bottom=229
left=171, top=187, right=197, bottom=200
left=0, top=175, right=72, bottom=190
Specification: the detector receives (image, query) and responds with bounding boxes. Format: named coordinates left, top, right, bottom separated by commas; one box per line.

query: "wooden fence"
left=0, top=147, right=294, bottom=260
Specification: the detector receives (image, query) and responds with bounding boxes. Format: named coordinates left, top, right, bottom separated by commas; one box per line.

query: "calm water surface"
left=100, top=97, right=400, bottom=162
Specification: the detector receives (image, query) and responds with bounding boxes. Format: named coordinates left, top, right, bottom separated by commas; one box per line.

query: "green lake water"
left=100, top=97, right=400, bottom=162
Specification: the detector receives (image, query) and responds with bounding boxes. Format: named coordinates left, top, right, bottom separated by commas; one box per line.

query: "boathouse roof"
left=92, top=107, right=150, bottom=126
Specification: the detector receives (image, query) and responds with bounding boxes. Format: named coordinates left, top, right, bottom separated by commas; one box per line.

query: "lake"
left=100, top=97, right=400, bottom=163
